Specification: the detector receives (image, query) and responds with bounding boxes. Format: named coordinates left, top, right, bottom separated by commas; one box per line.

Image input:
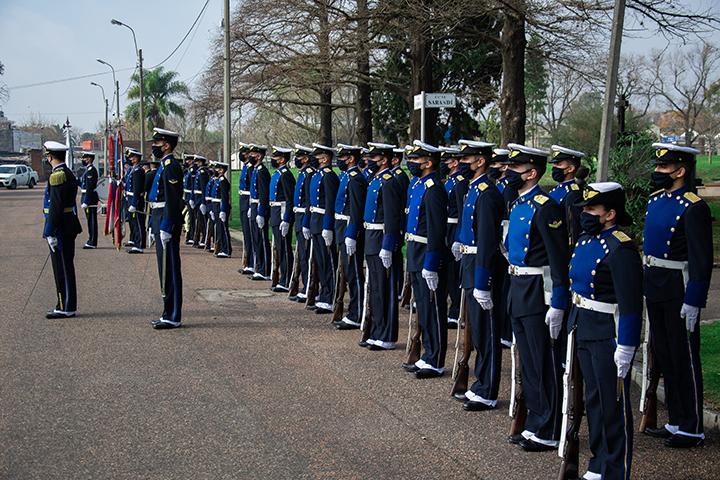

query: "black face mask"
left=270, top=158, right=280, bottom=169
left=294, top=157, right=303, bottom=169
left=309, top=157, right=320, bottom=169
left=366, top=160, right=381, bottom=173
left=551, top=166, right=567, bottom=183
left=487, top=166, right=501, bottom=181
left=439, top=162, right=451, bottom=176
left=336, top=158, right=349, bottom=171
left=504, top=169, right=530, bottom=190
left=359, top=158, right=367, bottom=169
left=407, top=161, right=424, bottom=177
left=152, top=145, right=164, bottom=159
left=651, top=169, right=679, bottom=190
left=457, top=162, right=473, bottom=178
left=580, top=211, right=604, bottom=236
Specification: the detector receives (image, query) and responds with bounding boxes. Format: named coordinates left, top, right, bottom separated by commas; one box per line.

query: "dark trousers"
left=272, top=225, right=293, bottom=287
left=367, top=254, right=400, bottom=343
left=152, top=209, right=182, bottom=324
left=84, top=206, right=98, bottom=246
left=239, top=196, right=254, bottom=269
left=250, top=205, right=270, bottom=276
left=296, top=232, right=309, bottom=294
left=204, top=208, right=215, bottom=251
left=447, top=257, right=462, bottom=320
left=512, top=311, right=562, bottom=441
left=130, top=211, right=146, bottom=249
left=412, top=271, right=448, bottom=369
left=578, top=338, right=633, bottom=480
left=466, top=288, right=502, bottom=400
left=193, top=207, right=207, bottom=246
left=312, top=233, right=337, bottom=305
left=49, top=233, right=77, bottom=312
left=496, top=256, right=512, bottom=344
left=647, top=299, right=704, bottom=434
left=185, top=202, right=196, bottom=243
left=340, top=246, right=364, bottom=322
left=215, top=211, right=232, bottom=256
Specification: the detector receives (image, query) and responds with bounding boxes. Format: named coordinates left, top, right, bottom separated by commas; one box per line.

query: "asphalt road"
left=1, top=186, right=718, bottom=480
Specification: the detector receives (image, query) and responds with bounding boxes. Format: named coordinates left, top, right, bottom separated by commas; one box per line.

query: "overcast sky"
left=1, top=0, right=719, bottom=132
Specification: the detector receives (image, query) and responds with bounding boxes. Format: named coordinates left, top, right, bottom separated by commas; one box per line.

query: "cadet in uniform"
left=306, top=144, right=339, bottom=314
left=268, top=147, right=296, bottom=291
left=249, top=145, right=272, bottom=280
left=643, top=143, right=713, bottom=448
left=238, top=144, right=255, bottom=274
left=548, top=145, right=587, bottom=248
left=402, top=141, right=449, bottom=378
left=442, top=146, right=468, bottom=328
left=290, top=145, right=316, bottom=302
left=183, top=154, right=196, bottom=242
left=191, top=155, right=210, bottom=247
left=568, top=182, right=642, bottom=480
left=147, top=128, right=184, bottom=329
left=126, top=148, right=146, bottom=253
left=79, top=151, right=99, bottom=249
left=334, top=144, right=368, bottom=330
left=43, top=141, right=82, bottom=319
left=363, top=142, right=403, bottom=350
left=213, top=161, right=232, bottom=258
left=504, top=143, right=569, bottom=451
left=144, top=158, right=160, bottom=246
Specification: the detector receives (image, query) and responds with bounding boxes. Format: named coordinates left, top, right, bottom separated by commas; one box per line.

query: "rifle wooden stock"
left=360, top=263, right=372, bottom=342
left=270, top=235, right=280, bottom=287
left=399, top=269, right=412, bottom=308
left=404, top=289, right=422, bottom=364
left=558, top=333, right=583, bottom=480
left=450, top=293, right=471, bottom=398
left=332, top=257, right=347, bottom=323
left=639, top=339, right=660, bottom=432
left=287, top=239, right=301, bottom=298
left=509, top=340, right=527, bottom=437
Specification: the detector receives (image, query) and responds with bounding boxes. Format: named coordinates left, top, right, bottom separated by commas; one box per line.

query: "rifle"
left=450, top=291, right=470, bottom=398
left=509, top=334, right=528, bottom=437
left=271, top=234, right=280, bottom=287
left=287, top=239, right=301, bottom=299
left=639, top=313, right=660, bottom=432
left=304, top=238, right=319, bottom=308
left=558, top=328, right=583, bottom=480
left=404, top=288, right=422, bottom=365
left=360, top=262, right=372, bottom=343
left=399, top=258, right=412, bottom=308
left=332, top=256, right=347, bottom=323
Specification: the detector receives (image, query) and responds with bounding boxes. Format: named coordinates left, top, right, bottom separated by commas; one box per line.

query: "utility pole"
left=223, top=0, right=232, bottom=179
left=104, top=98, right=109, bottom=174
left=63, top=117, right=73, bottom=169
left=139, top=49, right=146, bottom=159
left=596, top=0, right=626, bottom=181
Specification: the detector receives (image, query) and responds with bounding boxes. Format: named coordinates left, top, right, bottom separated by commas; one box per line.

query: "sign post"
left=414, top=92, right=456, bottom=142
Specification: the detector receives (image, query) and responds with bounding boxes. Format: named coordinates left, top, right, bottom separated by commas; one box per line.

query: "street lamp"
left=112, top=18, right=146, bottom=159
left=96, top=58, right=120, bottom=129
left=90, top=82, right=109, bottom=176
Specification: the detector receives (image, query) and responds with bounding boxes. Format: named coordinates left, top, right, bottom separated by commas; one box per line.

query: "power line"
left=150, top=0, right=210, bottom=69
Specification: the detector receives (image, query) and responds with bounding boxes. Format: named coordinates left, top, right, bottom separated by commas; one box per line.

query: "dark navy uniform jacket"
left=217, top=176, right=231, bottom=215
left=193, top=166, right=210, bottom=206
left=239, top=162, right=253, bottom=194
left=144, top=168, right=157, bottom=199
left=505, top=184, right=570, bottom=317
left=393, top=166, right=410, bottom=234
left=342, top=166, right=368, bottom=243
left=128, top=165, right=146, bottom=211
left=43, top=164, right=82, bottom=238
left=548, top=179, right=583, bottom=248
left=293, top=166, right=315, bottom=232
left=471, top=175, right=505, bottom=291
left=405, top=172, right=447, bottom=273
left=147, top=154, right=184, bottom=232
left=445, top=172, right=468, bottom=247
left=363, top=168, right=403, bottom=255
left=80, top=165, right=99, bottom=206
left=250, top=163, right=271, bottom=219
left=183, top=165, right=196, bottom=201
left=569, top=227, right=643, bottom=346
left=306, top=166, right=339, bottom=235
left=269, top=165, right=296, bottom=227
left=643, top=187, right=713, bottom=307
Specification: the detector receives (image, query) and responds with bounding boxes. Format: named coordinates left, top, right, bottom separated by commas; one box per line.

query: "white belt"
left=509, top=264, right=552, bottom=305
left=193, top=190, right=202, bottom=194
left=126, top=192, right=134, bottom=196
left=644, top=254, right=689, bottom=284
left=250, top=199, right=259, bottom=204
left=310, top=207, right=326, bottom=214
left=294, top=207, right=306, bottom=213
left=508, top=265, right=544, bottom=276
left=212, top=199, right=221, bottom=203
left=405, top=233, right=427, bottom=244
left=205, top=197, right=214, bottom=201
left=335, top=213, right=350, bottom=221
left=270, top=201, right=286, bottom=207
left=364, top=222, right=384, bottom=230
left=240, top=190, right=251, bottom=196
left=448, top=217, right=458, bottom=224
left=572, top=292, right=618, bottom=315
left=462, top=245, right=477, bottom=254
left=183, top=189, right=191, bottom=193
left=150, top=202, right=165, bottom=209
left=80, top=189, right=87, bottom=193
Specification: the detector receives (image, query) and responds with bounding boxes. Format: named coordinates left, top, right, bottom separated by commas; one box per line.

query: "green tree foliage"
left=125, top=66, right=189, bottom=130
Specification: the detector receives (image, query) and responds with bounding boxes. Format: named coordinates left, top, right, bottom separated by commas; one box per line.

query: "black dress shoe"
left=315, top=307, right=332, bottom=314
left=288, top=295, right=298, bottom=302
left=665, top=434, right=704, bottom=448
left=46, top=310, right=75, bottom=319
left=644, top=427, right=673, bottom=439
left=508, top=434, right=525, bottom=445
left=463, top=400, right=494, bottom=412
left=336, top=322, right=360, bottom=331
left=519, top=438, right=556, bottom=452
left=152, top=321, right=181, bottom=330
left=306, top=305, right=317, bottom=311
left=367, top=344, right=382, bottom=351
left=358, top=340, right=370, bottom=348
left=401, top=362, right=419, bottom=373
left=415, top=369, right=444, bottom=379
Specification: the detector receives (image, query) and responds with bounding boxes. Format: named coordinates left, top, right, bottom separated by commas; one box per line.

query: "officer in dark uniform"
left=203, top=163, right=218, bottom=252
left=643, top=143, right=713, bottom=448
left=290, top=145, right=316, bottom=302
left=363, top=142, right=403, bottom=350
left=213, top=161, right=232, bottom=258
left=79, top=151, right=99, bottom=249
left=566, top=182, right=642, bottom=480
left=334, top=144, right=368, bottom=330
left=144, top=158, right=160, bottom=246
left=504, top=143, right=569, bottom=451
left=450, top=140, right=506, bottom=408
left=548, top=145, right=587, bottom=248
left=249, top=145, right=272, bottom=280
left=147, top=128, right=184, bottom=329
left=183, top=154, right=197, bottom=243
left=442, top=146, right=468, bottom=328
left=401, top=140, right=449, bottom=378
left=43, top=141, right=83, bottom=319
left=306, top=143, right=339, bottom=314
left=237, top=143, right=255, bottom=274
left=191, top=155, right=210, bottom=247
left=268, top=146, right=296, bottom=291
left=125, top=148, right=146, bottom=253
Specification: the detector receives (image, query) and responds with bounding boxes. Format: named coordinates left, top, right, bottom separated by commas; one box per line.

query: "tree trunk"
left=355, top=0, right=373, bottom=144
left=318, top=1, right=333, bottom=145
left=409, top=14, right=436, bottom=144
left=500, top=5, right=526, bottom=146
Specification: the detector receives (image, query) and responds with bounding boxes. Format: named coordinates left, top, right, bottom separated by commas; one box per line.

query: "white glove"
left=680, top=303, right=700, bottom=332
left=128, top=205, right=137, bottom=213
left=614, top=344, right=635, bottom=378
left=302, top=227, right=311, bottom=240
left=345, top=237, right=357, bottom=256
left=545, top=307, right=564, bottom=340
left=209, top=211, right=215, bottom=221
left=160, top=230, right=172, bottom=247
left=473, top=288, right=493, bottom=311
left=149, top=232, right=155, bottom=245
left=247, top=209, right=251, bottom=219
left=280, top=221, right=290, bottom=237
left=380, top=248, right=393, bottom=269
left=422, top=269, right=439, bottom=291
left=189, top=200, right=195, bottom=209
left=80, top=203, right=88, bottom=209
left=219, top=211, right=227, bottom=223
left=256, top=215, right=265, bottom=228
left=451, top=242, right=463, bottom=262
left=200, top=204, right=207, bottom=215
left=46, top=236, right=58, bottom=252
left=322, top=229, right=333, bottom=246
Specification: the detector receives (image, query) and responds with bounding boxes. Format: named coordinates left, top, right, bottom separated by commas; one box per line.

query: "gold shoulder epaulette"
left=307, top=167, right=314, bottom=173
left=323, top=167, right=331, bottom=173
left=457, top=175, right=464, bottom=181
left=684, top=191, right=701, bottom=203
left=571, top=183, right=580, bottom=191
left=425, top=178, right=435, bottom=188
left=613, top=230, right=632, bottom=242
left=534, top=194, right=549, bottom=205
left=350, top=171, right=357, bottom=176
left=478, top=182, right=488, bottom=191
left=649, top=189, right=664, bottom=197
left=49, top=170, right=66, bottom=186
left=164, top=159, right=171, bottom=166
left=382, top=173, right=392, bottom=180
left=395, top=168, right=402, bottom=174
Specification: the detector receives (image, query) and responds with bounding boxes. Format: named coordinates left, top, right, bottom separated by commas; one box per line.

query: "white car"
left=0, top=164, right=39, bottom=189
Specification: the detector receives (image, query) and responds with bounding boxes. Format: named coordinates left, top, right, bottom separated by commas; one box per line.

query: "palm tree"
left=126, top=66, right=189, bottom=129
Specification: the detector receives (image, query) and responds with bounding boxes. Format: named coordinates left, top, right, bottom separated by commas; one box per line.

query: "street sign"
left=414, top=92, right=456, bottom=110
